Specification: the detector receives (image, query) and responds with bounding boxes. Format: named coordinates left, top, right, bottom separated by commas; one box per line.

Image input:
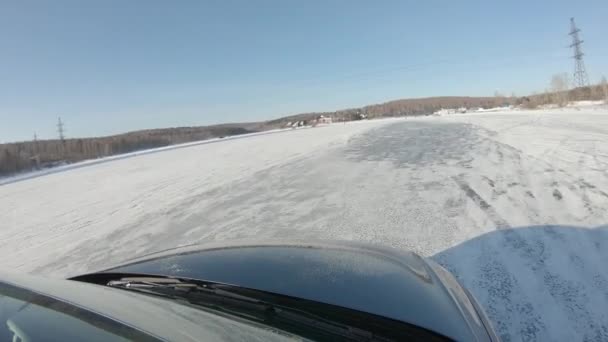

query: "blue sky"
left=1, top=0, right=606, bottom=142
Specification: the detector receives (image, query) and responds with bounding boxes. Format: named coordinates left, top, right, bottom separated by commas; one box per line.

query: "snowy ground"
left=2, top=108, right=608, bottom=341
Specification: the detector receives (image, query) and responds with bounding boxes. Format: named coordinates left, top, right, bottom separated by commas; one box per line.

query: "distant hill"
left=267, top=96, right=512, bottom=125
left=8, top=89, right=603, bottom=178
left=0, top=95, right=515, bottom=177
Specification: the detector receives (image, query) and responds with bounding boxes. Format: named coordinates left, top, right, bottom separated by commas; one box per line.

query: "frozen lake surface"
left=2, top=109, right=608, bottom=341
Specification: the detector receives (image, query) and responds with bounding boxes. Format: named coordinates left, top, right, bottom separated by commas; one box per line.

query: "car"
left=0, top=241, right=499, bottom=341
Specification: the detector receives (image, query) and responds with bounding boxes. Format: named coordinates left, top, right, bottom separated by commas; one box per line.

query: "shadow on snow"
left=432, top=225, right=608, bottom=342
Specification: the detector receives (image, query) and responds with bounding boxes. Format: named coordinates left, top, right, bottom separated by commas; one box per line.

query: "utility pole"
left=32, top=132, right=40, bottom=169
left=57, top=117, right=66, bottom=142
left=569, top=17, right=589, bottom=89
left=57, top=117, right=66, bottom=159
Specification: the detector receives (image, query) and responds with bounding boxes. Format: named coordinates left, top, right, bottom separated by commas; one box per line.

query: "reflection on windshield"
left=0, top=282, right=159, bottom=342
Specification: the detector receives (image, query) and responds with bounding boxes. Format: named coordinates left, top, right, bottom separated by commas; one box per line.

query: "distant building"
left=433, top=108, right=457, bottom=116
left=290, top=121, right=306, bottom=129
left=317, top=115, right=332, bottom=124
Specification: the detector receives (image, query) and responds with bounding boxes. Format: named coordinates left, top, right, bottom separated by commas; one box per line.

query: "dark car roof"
left=101, top=240, right=488, bottom=341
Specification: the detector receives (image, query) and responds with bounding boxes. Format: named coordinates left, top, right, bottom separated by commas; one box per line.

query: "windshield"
left=0, top=1, right=607, bottom=341
left=0, top=282, right=156, bottom=342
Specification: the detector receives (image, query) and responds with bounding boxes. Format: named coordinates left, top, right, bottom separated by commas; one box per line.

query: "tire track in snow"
left=452, top=175, right=510, bottom=229
left=440, top=115, right=608, bottom=341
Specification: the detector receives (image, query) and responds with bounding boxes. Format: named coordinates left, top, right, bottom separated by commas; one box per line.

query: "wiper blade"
left=107, top=277, right=272, bottom=309
left=107, top=276, right=377, bottom=340
left=105, top=277, right=200, bottom=300
left=71, top=272, right=450, bottom=341
left=107, top=277, right=198, bottom=291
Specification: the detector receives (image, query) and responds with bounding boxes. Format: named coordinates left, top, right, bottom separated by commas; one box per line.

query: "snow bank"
left=0, top=127, right=301, bottom=186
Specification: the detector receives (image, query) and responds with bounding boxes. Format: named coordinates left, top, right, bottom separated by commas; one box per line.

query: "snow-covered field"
left=2, top=108, right=608, bottom=341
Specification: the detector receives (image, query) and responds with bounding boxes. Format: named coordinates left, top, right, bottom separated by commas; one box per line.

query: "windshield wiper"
left=106, top=276, right=380, bottom=341
left=71, top=272, right=449, bottom=342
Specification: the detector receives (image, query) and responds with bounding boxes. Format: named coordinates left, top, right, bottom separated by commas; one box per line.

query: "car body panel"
left=99, top=240, right=494, bottom=341
left=425, top=259, right=500, bottom=342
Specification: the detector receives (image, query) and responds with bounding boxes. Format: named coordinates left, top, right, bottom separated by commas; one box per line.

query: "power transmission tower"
left=569, top=17, right=589, bottom=88
left=32, top=132, right=38, bottom=154
left=57, top=117, right=66, bottom=142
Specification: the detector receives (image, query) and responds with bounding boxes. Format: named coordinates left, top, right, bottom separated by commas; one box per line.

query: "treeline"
left=269, top=78, right=608, bottom=127
left=521, top=78, right=608, bottom=109
left=0, top=124, right=260, bottom=177
left=359, top=96, right=510, bottom=118
left=269, top=96, right=512, bottom=125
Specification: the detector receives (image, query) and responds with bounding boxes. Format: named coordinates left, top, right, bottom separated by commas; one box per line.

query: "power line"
left=272, top=51, right=570, bottom=91
left=569, top=17, right=589, bottom=88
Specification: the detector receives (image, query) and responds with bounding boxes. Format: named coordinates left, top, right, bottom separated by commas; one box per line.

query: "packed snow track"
left=2, top=108, right=608, bottom=341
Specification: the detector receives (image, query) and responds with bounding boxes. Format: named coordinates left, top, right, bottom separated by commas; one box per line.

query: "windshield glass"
left=0, top=1, right=606, bottom=341
left=0, top=282, right=155, bottom=341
